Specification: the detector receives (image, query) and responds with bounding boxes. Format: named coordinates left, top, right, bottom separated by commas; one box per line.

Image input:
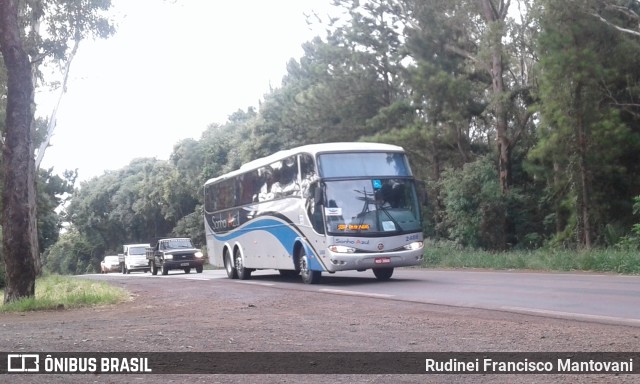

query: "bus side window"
left=299, top=154, right=316, bottom=198
left=204, top=184, right=215, bottom=212
left=272, top=156, right=299, bottom=197
left=237, top=170, right=260, bottom=205
left=306, top=181, right=325, bottom=234
left=258, top=167, right=273, bottom=202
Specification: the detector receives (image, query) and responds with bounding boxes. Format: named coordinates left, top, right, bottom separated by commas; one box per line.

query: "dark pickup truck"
left=146, top=238, right=205, bottom=275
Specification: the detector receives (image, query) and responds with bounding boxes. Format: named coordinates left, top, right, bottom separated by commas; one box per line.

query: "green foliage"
left=43, top=229, right=94, bottom=275
left=424, top=241, right=640, bottom=274
left=171, top=205, right=205, bottom=248
left=37, top=168, right=76, bottom=252
left=52, top=157, right=201, bottom=273
left=0, top=274, right=128, bottom=312
left=438, top=156, right=507, bottom=249
left=616, top=196, right=640, bottom=249
left=25, top=0, right=115, bottom=65
left=529, top=0, right=640, bottom=248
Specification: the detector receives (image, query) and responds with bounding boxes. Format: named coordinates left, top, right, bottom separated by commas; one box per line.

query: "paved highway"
left=96, top=267, right=640, bottom=327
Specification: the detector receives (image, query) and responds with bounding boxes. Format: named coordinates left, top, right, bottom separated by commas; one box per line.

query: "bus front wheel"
left=372, top=267, right=394, bottom=281
left=299, top=248, right=321, bottom=284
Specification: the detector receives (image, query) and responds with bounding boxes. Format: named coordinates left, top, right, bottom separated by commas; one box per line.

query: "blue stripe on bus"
left=211, top=217, right=325, bottom=271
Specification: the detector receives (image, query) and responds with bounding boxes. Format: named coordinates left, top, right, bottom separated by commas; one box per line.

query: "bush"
left=438, top=156, right=507, bottom=250
left=615, top=196, right=640, bottom=250
left=422, top=242, right=640, bottom=274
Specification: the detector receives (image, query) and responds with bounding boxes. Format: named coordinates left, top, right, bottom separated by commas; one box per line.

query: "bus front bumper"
left=322, top=248, right=424, bottom=272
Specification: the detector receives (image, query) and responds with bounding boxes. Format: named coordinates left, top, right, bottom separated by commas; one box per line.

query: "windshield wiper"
left=354, top=187, right=372, bottom=233
left=376, top=204, right=404, bottom=232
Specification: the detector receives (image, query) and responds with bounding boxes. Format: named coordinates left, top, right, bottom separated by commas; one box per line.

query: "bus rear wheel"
left=372, top=267, right=394, bottom=281
left=235, top=251, right=251, bottom=280
left=224, top=251, right=237, bottom=279
left=299, top=248, right=320, bottom=284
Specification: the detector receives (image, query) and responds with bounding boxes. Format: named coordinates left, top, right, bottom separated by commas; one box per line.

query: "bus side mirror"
left=314, top=186, right=324, bottom=205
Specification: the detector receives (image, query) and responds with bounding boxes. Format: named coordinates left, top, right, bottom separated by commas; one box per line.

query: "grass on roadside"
left=423, top=241, right=640, bottom=274
left=0, top=274, right=129, bottom=313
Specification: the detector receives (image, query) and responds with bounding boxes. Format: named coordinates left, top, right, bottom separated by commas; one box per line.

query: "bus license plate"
left=374, top=257, right=391, bottom=264
left=180, top=262, right=189, bottom=266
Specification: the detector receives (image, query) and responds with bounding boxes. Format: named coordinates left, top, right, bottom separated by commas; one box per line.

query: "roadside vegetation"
left=423, top=242, right=640, bottom=274
left=0, top=274, right=129, bottom=313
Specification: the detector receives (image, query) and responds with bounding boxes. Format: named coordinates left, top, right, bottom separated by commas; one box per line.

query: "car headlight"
left=403, top=241, right=424, bottom=251
left=195, top=251, right=204, bottom=258
left=329, top=245, right=356, bottom=253
left=164, top=254, right=173, bottom=260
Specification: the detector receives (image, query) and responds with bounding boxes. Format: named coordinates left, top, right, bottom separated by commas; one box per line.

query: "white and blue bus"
left=203, top=142, right=424, bottom=284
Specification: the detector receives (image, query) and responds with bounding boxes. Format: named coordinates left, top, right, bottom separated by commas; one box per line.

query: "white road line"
left=236, top=281, right=276, bottom=286
left=184, top=277, right=211, bottom=281
left=502, top=306, right=640, bottom=326
left=319, top=288, right=394, bottom=299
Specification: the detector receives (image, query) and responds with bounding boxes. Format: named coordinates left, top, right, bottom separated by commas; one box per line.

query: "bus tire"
left=224, top=251, right=238, bottom=279
left=299, top=248, right=321, bottom=284
left=235, top=251, right=251, bottom=280
left=373, top=267, right=394, bottom=281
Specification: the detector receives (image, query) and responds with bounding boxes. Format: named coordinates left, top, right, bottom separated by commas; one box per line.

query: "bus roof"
left=204, top=142, right=406, bottom=185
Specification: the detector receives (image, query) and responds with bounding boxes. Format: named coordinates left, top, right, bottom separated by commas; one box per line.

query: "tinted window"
left=318, top=152, right=411, bottom=178
left=206, top=178, right=235, bottom=212
left=258, top=156, right=299, bottom=201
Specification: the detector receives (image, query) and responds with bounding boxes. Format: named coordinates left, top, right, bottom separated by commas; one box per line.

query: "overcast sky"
left=37, top=0, right=334, bottom=182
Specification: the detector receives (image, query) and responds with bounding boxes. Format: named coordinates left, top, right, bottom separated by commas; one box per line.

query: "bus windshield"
left=318, top=152, right=411, bottom=178
left=323, top=178, right=422, bottom=235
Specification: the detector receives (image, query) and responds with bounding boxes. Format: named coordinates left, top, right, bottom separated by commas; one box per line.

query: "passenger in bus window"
left=270, top=161, right=299, bottom=198
left=258, top=167, right=275, bottom=201
left=299, top=166, right=317, bottom=198
left=375, top=187, right=392, bottom=208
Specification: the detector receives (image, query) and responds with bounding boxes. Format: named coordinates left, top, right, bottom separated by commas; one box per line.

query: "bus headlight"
left=195, top=251, right=204, bottom=258
left=329, top=245, right=356, bottom=253
left=403, top=241, right=423, bottom=251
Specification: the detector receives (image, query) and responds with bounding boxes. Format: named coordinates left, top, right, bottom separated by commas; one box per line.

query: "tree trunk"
left=0, top=0, right=39, bottom=303
left=480, top=0, right=511, bottom=250
left=575, top=84, right=592, bottom=249
left=481, top=0, right=511, bottom=194
left=552, top=161, right=567, bottom=235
